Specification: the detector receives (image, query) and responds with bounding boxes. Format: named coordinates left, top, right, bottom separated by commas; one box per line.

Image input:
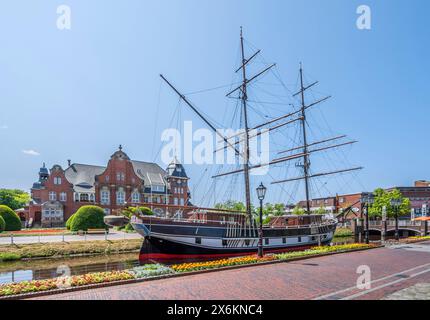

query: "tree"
left=368, top=188, right=411, bottom=218
left=69, top=206, right=106, bottom=232
left=0, top=205, right=22, bottom=231
left=215, top=200, right=247, bottom=212
left=315, top=205, right=326, bottom=215
left=292, top=206, right=306, bottom=216
left=0, top=215, right=5, bottom=233
left=0, top=189, right=30, bottom=210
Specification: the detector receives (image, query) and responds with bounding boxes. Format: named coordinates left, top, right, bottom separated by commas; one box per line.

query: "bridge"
left=345, top=219, right=428, bottom=237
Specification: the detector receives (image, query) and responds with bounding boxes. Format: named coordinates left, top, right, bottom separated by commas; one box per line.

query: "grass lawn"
left=0, top=239, right=143, bottom=262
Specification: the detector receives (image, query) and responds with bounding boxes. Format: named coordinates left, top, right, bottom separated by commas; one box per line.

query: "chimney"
left=67, top=159, right=71, bottom=167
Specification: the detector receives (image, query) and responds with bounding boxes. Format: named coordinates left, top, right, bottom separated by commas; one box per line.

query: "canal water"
left=0, top=236, right=367, bottom=285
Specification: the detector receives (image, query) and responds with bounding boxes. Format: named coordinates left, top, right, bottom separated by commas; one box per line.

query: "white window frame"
left=131, top=192, right=140, bottom=203
left=60, top=192, right=67, bottom=202
left=116, top=190, right=125, bottom=205
left=49, top=192, right=57, bottom=201
left=101, top=190, right=110, bottom=205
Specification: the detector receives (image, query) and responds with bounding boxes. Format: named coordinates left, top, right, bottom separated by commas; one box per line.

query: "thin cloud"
left=22, top=149, right=41, bottom=156
left=0, top=125, right=8, bottom=129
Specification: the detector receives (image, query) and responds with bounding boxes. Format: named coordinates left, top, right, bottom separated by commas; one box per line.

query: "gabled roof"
left=167, top=157, right=188, bottom=178
left=65, top=164, right=106, bottom=193
left=131, top=161, right=167, bottom=186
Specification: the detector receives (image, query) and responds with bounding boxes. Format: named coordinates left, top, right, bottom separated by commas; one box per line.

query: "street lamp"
left=256, top=182, right=267, bottom=258
left=390, top=198, right=402, bottom=241
left=361, top=194, right=374, bottom=244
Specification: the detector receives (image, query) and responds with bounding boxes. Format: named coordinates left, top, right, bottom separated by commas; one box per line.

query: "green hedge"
left=65, top=214, right=75, bottom=230
left=0, top=205, right=21, bottom=231
left=0, top=215, right=5, bottom=233
left=69, top=206, right=106, bottom=232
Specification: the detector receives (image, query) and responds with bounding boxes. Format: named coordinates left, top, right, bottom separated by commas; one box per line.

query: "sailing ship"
left=105, top=28, right=361, bottom=260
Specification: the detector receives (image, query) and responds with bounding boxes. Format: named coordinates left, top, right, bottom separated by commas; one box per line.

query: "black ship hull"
left=132, top=220, right=336, bottom=261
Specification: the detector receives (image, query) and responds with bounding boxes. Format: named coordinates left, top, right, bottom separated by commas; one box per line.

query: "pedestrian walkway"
left=0, top=231, right=141, bottom=245
left=30, top=241, right=430, bottom=300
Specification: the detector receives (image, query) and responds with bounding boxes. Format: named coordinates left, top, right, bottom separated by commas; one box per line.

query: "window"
left=116, top=190, right=125, bottom=205
left=282, top=237, right=286, bottom=244
left=80, top=193, right=89, bottom=202
left=195, top=237, right=202, bottom=244
left=116, top=172, right=122, bottom=181
left=244, top=239, right=250, bottom=246
left=339, top=197, right=345, bottom=203
left=74, top=193, right=79, bottom=202
left=54, top=177, right=62, bottom=185
left=60, top=192, right=67, bottom=202
left=49, top=192, right=57, bottom=201
left=151, top=185, right=165, bottom=193
left=180, top=198, right=184, bottom=206
left=174, top=198, right=178, bottom=205
left=298, top=236, right=302, bottom=243
left=101, top=190, right=110, bottom=205
left=265, top=238, right=269, bottom=245
left=90, top=194, right=95, bottom=202
left=105, top=175, right=110, bottom=182
left=103, top=208, right=110, bottom=215
left=222, top=239, right=228, bottom=246
left=132, top=192, right=140, bottom=203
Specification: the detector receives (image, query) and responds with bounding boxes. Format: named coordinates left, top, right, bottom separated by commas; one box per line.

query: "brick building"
left=26, top=146, right=191, bottom=227
left=290, top=183, right=430, bottom=221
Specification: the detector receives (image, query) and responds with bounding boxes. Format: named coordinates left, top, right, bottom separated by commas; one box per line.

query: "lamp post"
left=390, top=199, right=402, bottom=241
left=361, top=194, right=374, bottom=244
left=256, top=182, right=267, bottom=258
left=423, top=203, right=428, bottom=236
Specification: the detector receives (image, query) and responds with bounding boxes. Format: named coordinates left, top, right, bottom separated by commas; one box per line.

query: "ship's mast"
left=299, top=64, right=311, bottom=214
left=239, top=27, right=252, bottom=218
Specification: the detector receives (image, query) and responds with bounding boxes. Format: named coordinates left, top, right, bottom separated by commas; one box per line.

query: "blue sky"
left=0, top=1, right=428, bottom=205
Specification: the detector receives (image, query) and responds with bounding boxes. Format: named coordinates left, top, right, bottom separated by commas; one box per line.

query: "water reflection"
left=0, top=253, right=140, bottom=285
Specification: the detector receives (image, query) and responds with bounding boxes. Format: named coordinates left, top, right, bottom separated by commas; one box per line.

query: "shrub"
left=0, top=215, right=5, bottom=233
left=69, top=206, right=106, bottom=232
left=65, top=214, right=75, bottom=230
left=0, top=253, right=21, bottom=262
left=137, top=207, right=154, bottom=216
left=0, top=205, right=22, bottom=231
left=334, top=227, right=353, bottom=238
left=124, top=223, right=134, bottom=232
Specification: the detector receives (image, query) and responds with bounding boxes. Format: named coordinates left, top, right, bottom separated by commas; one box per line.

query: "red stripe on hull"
left=139, top=245, right=313, bottom=261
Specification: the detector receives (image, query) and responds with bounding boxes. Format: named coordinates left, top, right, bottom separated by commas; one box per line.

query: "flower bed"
left=128, top=264, right=174, bottom=278
left=0, top=243, right=376, bottom=298
left=275, top=243, right=375, bottom=260
left=171, top=255, right=276, bottom=273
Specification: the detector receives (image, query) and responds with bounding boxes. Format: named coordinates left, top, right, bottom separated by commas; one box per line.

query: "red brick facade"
left=25, top=147, right=191, bottom=227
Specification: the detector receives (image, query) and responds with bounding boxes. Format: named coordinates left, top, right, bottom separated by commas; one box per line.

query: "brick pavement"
left=30, top=241, right=430, bottom=300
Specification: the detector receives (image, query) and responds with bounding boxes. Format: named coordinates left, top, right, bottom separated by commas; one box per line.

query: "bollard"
left=318, top=235, right=321, bottom=246
left=104, top=230, right=107, bottom=241
left=84, top=232, right=87, bottom=241
left=11, top=234, right=14, bottom=245
left=38, top=235, right=41, bottom=243
left=62, top=233, right=65, bottom=242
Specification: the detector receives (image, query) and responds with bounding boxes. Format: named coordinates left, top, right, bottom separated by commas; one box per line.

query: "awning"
left=413, top=216, right=430, bottom=221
